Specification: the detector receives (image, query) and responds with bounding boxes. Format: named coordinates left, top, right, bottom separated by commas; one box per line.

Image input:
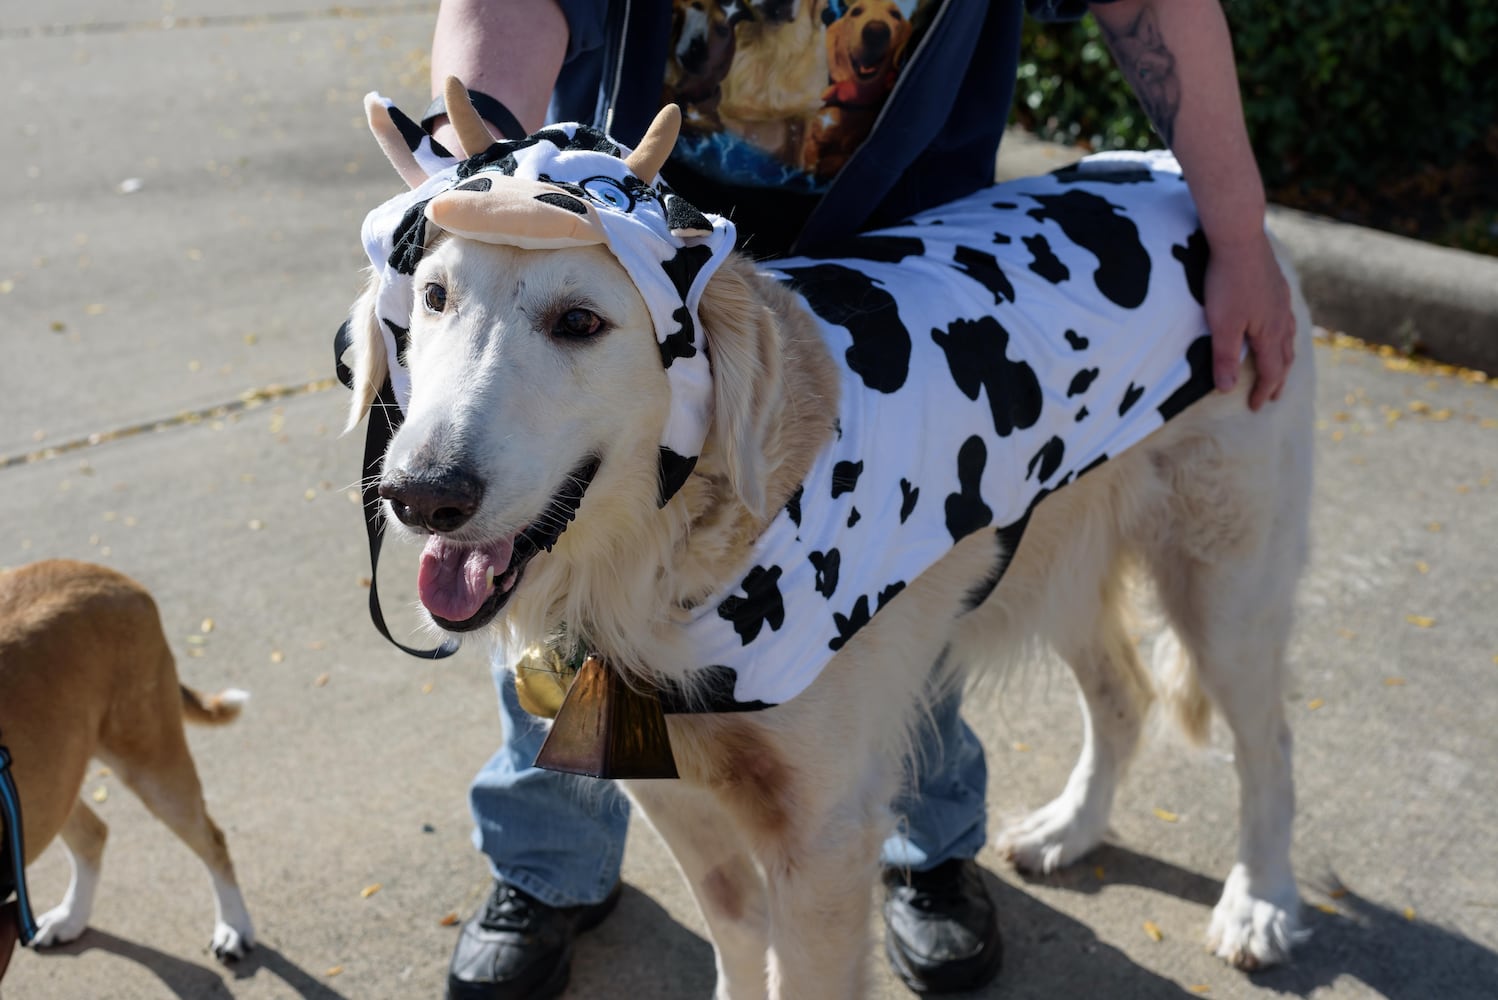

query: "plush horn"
left=624, top=105, right=682, bottom=184
left=444, top=75, right=498, bottom=158
left=364, top=93, right=430, bottom=190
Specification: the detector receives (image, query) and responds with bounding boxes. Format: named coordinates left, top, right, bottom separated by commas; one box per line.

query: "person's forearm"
left=430, top=0, right=569, bottom=142
left=1090, top=0, right=1266, bottom=248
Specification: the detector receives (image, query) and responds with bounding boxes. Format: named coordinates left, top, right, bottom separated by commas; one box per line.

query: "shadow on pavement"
left=567, top=884, right=717, bottom=997
left=41, top=930, right=351, bottom=1000
left=1009, top=844, right=1498, bottom=999
left=976, top=868, right=1203, bottom=999
left=1252, top=889, right=1498, bottom=1000
left=565, top=872, right=1202, bottom=998
left=1009, top=842, right=1225, bottom=906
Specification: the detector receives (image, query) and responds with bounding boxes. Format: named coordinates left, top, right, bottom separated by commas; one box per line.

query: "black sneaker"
left=446, top=879, right=622, bottom=1000
left=882, top=859, right=1003, bottom=994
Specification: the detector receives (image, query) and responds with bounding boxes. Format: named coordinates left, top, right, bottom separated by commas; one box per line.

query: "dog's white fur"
left=347, top=226, right=1314, bottom=996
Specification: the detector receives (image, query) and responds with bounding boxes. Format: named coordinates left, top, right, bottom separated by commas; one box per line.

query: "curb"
left=996, top=129, right=1498, bottom=374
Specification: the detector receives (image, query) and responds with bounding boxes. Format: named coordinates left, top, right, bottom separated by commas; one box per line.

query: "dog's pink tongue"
left=417, top=536, right=515, bottom=623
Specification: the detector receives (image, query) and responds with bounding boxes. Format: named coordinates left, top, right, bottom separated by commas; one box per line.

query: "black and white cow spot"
left=809, top=549, right=840, bottom=598
left=1119, top=382, right=1145, bottom=416
left=831, top=460, right=863, bottom=498
left=534, top=191, right=589, bottom=215
left=945, top=435, right=994, bottom=543
left=717, top=564, right=785, bottom=645
left=847, top=507, right=862, bottom=528
left=952, top=245, right=1016, bottom=305
left=1068, top=367, right=1099, bottom=397
left=1157, top=335, right=1215, bottom=421
left=1075, top=405, right=1090, bottom=422
left=1026, top=190, right=1151, bottom=309
left=899, top=478, right=919, bottom=523
left=1064, top=329, right=1089, bottom=351
left=1027, top=435, right=1065, bottom=483
left=660, top=243, right=717, bottom=301
left=657, top=447, right=698, bottom=505
left=1172, top=227, right=1211, bottom=306
left=780, top=263, right=911, bottom=393
left=827, top=581, right=907, bottom=652
left=1023, top=233, right=1070, bottom=284
left=877, top=581, right=905, bottom=609
left=659, top=305, right=698, bottom=367
left=931, top=317, right=1043, bottom=437
left=785, top=485, right=803, bottom=528
left=389, top=199, right=433, bottom=275
left=828, top=594, right=871, bottom=652
left=383, top=318, right=411, bottom=369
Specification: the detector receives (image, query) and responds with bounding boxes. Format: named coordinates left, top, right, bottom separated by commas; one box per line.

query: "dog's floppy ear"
left=341, top=273, right=389, bottom=433
left=697, top=253, right=783, bottom=517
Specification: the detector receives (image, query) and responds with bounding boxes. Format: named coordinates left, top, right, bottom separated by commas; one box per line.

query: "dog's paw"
left=31, top=904, right=90, bottom=947
left=1206, top=864, right=1305, bottom=970
left=997, top=793, right=1108, bottom=874
left=210, top=919, right=255, bottom=962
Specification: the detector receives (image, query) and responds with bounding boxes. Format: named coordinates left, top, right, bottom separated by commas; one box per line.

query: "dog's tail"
left=1152, top=630, right=1212, bottom=745
left=180, top=685, right=250, bottom=726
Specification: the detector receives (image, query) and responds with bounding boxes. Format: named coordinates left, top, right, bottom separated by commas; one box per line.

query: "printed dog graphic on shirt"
left=803, top=0, right=914, bottom=177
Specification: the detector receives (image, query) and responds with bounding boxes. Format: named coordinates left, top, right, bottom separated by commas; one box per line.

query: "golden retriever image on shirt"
left=803, top=0, right=914, bottom=177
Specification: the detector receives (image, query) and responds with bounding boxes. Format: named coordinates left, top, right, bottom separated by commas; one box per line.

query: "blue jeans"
left=470, top=661, right=988, bottom=908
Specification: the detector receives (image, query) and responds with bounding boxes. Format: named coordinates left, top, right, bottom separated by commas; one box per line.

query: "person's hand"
left=1204, top=230, right=1296, bottom=410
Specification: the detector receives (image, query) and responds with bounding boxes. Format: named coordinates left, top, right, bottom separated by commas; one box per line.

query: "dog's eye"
left=554, top=308, right=604, bottom=339
left=423, top=282, right=447, bottom=314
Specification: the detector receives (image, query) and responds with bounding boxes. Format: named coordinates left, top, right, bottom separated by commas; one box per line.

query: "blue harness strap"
left=0, top=740, right=39, bottom=946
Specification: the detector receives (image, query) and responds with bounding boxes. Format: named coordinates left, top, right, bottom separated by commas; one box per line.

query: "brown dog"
left=803, top=0, right=913, bottom=177
left=0, top=560, right=253, bottom=980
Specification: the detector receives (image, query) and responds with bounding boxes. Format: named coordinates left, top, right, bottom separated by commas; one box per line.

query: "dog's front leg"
left=625, top=779, right=770, bottom=1000
left=758, top=795, right=885, bottom=1000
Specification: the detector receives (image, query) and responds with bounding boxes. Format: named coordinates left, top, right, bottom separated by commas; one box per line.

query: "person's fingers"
left=1211, top=317, right=1245, bottom=394
left=1248, top=322, right=1291, bottom=410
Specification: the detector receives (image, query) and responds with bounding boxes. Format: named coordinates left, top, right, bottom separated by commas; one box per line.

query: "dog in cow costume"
left=342, top=79, right=1315, bottom=993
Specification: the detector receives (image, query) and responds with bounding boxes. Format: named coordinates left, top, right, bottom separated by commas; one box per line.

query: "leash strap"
left=420, top=88, right=525, bottom=143
left=0, top=742, right=39, bottom=946
left=335, top=319, right=458, bottom=660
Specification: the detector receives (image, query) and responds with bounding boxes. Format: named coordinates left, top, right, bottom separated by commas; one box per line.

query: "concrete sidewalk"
left=4, top=5, right=1497, bottom=999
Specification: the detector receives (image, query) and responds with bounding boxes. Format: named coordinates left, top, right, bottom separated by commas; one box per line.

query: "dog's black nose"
left=378, top=467, right=485, bottom=533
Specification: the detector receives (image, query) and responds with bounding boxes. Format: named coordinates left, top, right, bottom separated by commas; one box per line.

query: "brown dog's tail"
left=180, top=685, right=250, bottom=726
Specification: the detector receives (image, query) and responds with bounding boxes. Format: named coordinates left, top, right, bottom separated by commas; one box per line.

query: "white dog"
left=343, top=84, right=1314, bottom=998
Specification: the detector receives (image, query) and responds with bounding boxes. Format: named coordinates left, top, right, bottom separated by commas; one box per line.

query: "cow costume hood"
left=360, top=78, right=736, bottom=502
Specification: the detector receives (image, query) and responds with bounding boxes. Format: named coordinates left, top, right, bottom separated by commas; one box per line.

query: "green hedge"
left=1014, top=2, right=1498, bottom=251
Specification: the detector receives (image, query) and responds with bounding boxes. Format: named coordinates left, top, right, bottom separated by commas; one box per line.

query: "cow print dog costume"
left=351, top=93, right=1218, bottom=712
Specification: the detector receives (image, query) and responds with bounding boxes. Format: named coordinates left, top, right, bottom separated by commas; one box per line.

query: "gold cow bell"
left=533, top=654, right=679, bottom=779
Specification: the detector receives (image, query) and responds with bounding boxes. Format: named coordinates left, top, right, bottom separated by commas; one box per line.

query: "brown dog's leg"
left=108, top=746, right=255, bottom=961
left=30, top=799, right=108, bottom=947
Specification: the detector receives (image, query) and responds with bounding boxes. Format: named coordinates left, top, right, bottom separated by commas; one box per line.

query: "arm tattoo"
left=1097, top=8, right=1181, bottom=148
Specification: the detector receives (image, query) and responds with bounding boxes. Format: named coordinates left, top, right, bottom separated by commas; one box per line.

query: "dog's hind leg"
left=998, top=561, right=1154, bottom=873
left=101, top=738, right=254, bottom=961
left=30, top=799, right=108, bottom=947
left=626, top=780, right=769, bottom=1000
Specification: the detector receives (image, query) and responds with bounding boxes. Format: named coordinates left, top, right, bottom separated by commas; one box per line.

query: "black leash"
left=335, top=319, right=458, bottom=660
left=0, top=736, right=39, bottom=946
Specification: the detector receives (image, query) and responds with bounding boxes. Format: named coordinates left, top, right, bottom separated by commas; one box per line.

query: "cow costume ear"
left=624, top=104, right=680, bottom=184
left=442, top=75, right=500, bottom=158
left=365, top=93, right=431, bottom=190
